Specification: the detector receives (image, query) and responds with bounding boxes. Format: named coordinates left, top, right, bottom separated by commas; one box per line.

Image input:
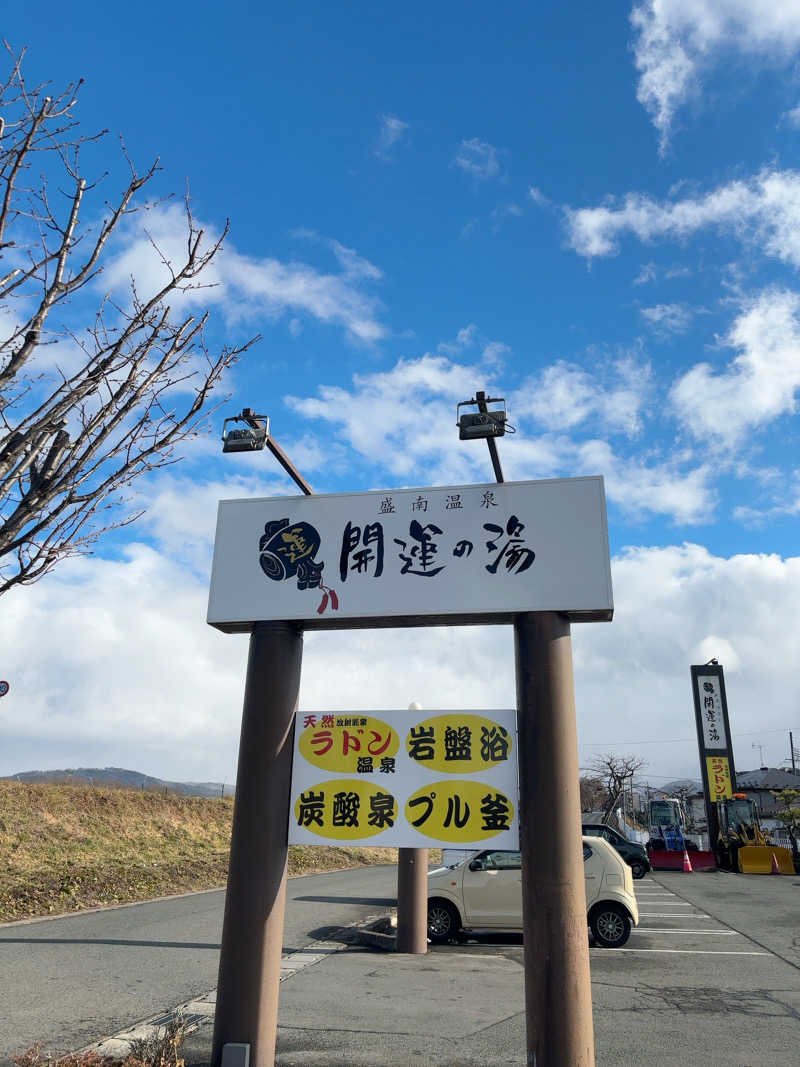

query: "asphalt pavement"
left=0, top=866, right=397, bottom=1064
left=4, top=868, right=800, bottom=1066
left=179, top=870, right=800, bottom=1067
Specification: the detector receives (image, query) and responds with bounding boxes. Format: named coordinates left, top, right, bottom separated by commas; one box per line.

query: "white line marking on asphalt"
left=636, top=902, right=692, bottom=906
left=633, top=929, right=739, bottom=935
left=595, top=948, right=770, bottom=956
left=636, top=912, right=712, bottom=918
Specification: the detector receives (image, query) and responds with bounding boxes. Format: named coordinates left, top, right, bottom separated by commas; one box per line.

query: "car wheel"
left=590, top=904, right=632, bottom=948
left=630, top=860, right=647, bottom=880
left=427, top=899, right=461, bottom=943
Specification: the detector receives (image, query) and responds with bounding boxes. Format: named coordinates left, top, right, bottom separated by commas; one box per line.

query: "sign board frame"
left=208, top=476, right=613, bottom=633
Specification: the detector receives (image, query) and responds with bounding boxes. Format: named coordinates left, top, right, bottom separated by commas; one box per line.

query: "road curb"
left=344, top=911, right=398, bottom=951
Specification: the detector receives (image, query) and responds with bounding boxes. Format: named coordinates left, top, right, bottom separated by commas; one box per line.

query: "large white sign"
left=288, top=709, right=519, bottom=849
left=695, top=673, right=729, bottom=750
left=207, top=477, right=613, bottom=631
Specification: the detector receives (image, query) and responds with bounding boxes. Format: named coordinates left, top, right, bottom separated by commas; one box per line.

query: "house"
left=733, top=767, right=800, bottom=817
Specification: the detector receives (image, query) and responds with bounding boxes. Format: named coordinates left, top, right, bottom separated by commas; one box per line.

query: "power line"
left=579, top=726, right=800, bottom=748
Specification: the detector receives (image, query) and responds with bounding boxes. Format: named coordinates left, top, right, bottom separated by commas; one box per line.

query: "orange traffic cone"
left=682, top=849, right=693, bottom=873
left=771, top=853, right=781, bottom=875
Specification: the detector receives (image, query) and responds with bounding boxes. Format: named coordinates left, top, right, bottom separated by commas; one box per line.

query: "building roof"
left=735, top=767, right=800, bottom=790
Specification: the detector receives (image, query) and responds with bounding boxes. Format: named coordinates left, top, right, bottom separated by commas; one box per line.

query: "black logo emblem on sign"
left=258, top=518, right=339, bottom=613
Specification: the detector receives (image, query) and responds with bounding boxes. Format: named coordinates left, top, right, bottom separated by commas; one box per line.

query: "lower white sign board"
left=207, top=477, right=613, bottom=631
left=288, top=708, right=519, bottom=849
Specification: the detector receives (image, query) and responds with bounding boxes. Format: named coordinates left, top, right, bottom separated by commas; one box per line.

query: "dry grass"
left=12, top=1014, right=188, bottom=1067
left=0, top=781, right=436, bottom=922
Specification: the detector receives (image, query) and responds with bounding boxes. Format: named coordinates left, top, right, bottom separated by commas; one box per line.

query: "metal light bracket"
left=221, top=409, right=269, bottom=452
left=457, top=395, right=508, bottom=440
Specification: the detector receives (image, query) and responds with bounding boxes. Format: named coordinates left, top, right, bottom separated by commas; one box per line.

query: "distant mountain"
left=657, top=779, right=702, bottom=795
left=3, top=766, right=230, bottom=798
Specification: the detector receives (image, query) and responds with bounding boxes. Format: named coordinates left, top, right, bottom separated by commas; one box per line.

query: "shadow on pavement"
left=292, top=895, right=397, bottom=906
left=0, top=936, right=220, bottom=949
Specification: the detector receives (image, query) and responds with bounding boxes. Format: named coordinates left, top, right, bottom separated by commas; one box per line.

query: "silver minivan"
left=427, top=835, right=639, bottom=948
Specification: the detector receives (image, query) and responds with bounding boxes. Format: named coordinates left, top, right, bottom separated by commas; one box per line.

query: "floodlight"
left=221, top=411, right=269, bottom=453
left=457, top=395, right=508, bottom=440
left=220, top=408, right=314, bottom=494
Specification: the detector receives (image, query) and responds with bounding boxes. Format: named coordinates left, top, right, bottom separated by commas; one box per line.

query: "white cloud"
left=565, top=168, right=800, bottom=268
left=285, top=349, right=714, bottom=524
left=631, top=0, right=800, bottom=150
left=491, top=202, right=523, bottom=220
left=733, top=471, right=800, bottom=526
left=103, top=204, right=387, bottom=344
left=435, top=325, right=509, bottom=368
left=514, top=357, right=652, bottom=436
left=453, top=138, right=502, bottom=181
left=374, top=114, right=410, bottom=160
left=135, top=471, right=290, bottom=573
left=0, top=546, right=249, bottom=780
left=286, top=353, right=494, bottom=485
left=640, top=302, right=694, bottom=334
left=574, top=439, right=716, bottom=525
left=782, top=104, right=800, bottom=128
left=671, top=288, right=800, bottom=448
left=328, top=239, right=383, bottom=281
left=696, top=634, right=740, bottom=670
left=528, top=186, right=551, bottom=208
left=3, top=540, right=799, bottom=783
left=437, top=324, right=479, bottom=354
left=482, top=341, right=510, bottom=367
left=633, top=262, right=658, bottom=285
left=575, top=543, right=800, bottom=773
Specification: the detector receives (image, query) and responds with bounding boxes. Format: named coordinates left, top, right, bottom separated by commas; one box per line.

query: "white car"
left=427, top=835, right=639, bottom=948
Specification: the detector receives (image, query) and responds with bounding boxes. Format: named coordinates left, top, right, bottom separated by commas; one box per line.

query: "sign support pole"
left=395, top=847, right=428, bottom=952
left=514, top=612, right=595, bottom=1067
left=212, top=621, right=303, bottom=1067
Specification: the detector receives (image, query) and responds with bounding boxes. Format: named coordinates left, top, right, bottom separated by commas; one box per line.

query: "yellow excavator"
left=716, top=793, right=794, bottom=874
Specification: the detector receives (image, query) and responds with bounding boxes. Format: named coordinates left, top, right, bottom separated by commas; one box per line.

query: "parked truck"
left=646, top=797, right=716, bottom=870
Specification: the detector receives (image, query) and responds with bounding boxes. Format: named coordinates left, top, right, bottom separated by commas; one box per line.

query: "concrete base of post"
left=395, top=847, right=429, bottom=953
left=514, top=612, right=595, bottom=1067
left=211, top=622, right=303, bottom=1067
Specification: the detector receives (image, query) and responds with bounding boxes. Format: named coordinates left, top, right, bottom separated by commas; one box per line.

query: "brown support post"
left=395, top=847, right=429, bottom=953
left=212, top=621, right=303, bottom=1067
left=514, top=612, right=595, bottom=1067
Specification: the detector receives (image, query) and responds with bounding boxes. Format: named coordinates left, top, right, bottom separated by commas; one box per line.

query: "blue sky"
left=2, top=1, right=800, bottom=787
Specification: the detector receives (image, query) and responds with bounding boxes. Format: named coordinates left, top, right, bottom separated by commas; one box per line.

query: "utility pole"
left=790, top=732, right=797, bottom=774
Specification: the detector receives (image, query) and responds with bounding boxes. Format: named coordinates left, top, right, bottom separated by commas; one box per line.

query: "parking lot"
left=431, top=870, right=800, bottom=1066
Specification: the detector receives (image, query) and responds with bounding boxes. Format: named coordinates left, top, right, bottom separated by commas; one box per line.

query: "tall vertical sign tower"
left=690, top=662, right=737, bottom=853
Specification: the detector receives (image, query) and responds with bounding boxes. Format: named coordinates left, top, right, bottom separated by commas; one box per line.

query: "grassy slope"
left=0, top=781, right=420, bottom=923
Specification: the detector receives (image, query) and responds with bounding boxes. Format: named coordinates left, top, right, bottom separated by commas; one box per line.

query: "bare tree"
left=587, top=753, right=646, bottom=823
left=0, top=44, right=257, bottom=595
left=672, top=784, right=698, bottom=831
left=579, top=774, right=607, bottom=813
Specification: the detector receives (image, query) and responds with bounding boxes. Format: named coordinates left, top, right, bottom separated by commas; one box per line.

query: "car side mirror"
left=469, top=858, right=485, bottom=871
